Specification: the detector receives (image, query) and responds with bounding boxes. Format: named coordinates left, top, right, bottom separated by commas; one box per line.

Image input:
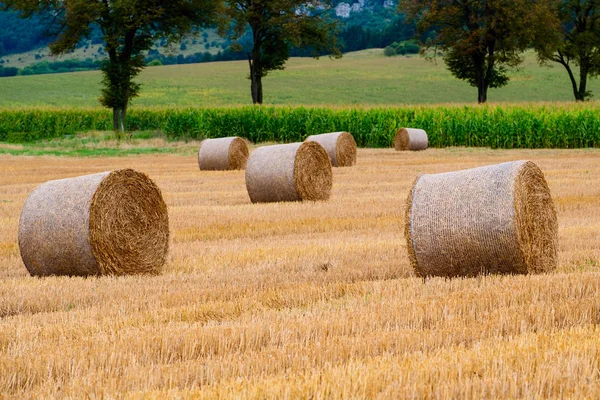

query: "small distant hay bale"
left=305, top=132, right=357, bottom=167
left=198, top=137, right=249, bottom=170
left=394, top=128, right=428, bottom=151
left=245, top=142, right=332, bottom=203
left=18, top=169, right=169, bottom=277
left=405, top=160, right=558, bottom=278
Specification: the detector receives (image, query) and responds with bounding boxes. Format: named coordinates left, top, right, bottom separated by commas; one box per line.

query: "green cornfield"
left=1, top=104, right=600, bottom=148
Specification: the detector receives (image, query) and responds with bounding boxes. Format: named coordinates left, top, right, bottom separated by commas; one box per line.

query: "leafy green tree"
left=2, top=0, right=220, bottom=131
left=220, top=1, right=341, bottom=104
left=400, top=0, right=556, bottom=103
left=535, top=0, right=600, bottom=101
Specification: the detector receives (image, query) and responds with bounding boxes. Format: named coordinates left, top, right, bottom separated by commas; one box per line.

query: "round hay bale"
left=394, top=128, right=428, bottom=151
left=18, top=169, right=169, bottom=277
left=245, top=142, right=332, bottom=203
left=405, top=160, right=558, bottom=278
left=305, top=132, right=357, bottom=167
left=198, top=137, right=249, bottom=170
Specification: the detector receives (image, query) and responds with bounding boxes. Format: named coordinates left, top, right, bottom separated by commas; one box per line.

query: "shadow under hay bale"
left=395, top=128, right=428, bottom=151
left=19, top=169, right=169, bottom=277
left=198, top=137, right=249, bottom=171
left=305, top=132, right=357, bottom=167
left=245, top=142, right=332, bottom=203
left=405, top=160, right=558, bottom=278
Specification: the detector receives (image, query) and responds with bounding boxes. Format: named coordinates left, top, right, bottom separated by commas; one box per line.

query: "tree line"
left=1, top=0, right=599, bottom=132
left=400, top=0, right=600, bottom=103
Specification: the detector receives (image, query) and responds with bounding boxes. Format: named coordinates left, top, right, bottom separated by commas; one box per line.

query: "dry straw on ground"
left=18, top=169, right=169, bottom=276
left=405, top=160, right=558, bottom=277
left=198, top=137, right=249, bottom=170
left=395, top=128, right=428, bottom=151
left=305, top=132, right=357, bottom=167
left=245, top=142, right=332, bottom=203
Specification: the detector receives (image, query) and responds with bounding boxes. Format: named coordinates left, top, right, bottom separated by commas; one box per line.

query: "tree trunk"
left=121, top=104, right=127, bottom=133
left=564, top=64, right=580, bottom=101
left=112, top=107, right=126, bottom=133
left=577, top=63, right=588, bottom=101
left=478, top=85, right=488, bottom=104
left=474, top=54, right=487, bottom=104
left=248, top=55, right=263, bottom=105
left=255, top=75, right=263, bottom=104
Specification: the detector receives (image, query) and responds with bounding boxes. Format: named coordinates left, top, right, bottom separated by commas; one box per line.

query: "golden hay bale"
left=394, top=128, right=428, bottom=151
left=245, top=142, right=332, bottom=203
left=18, top=169, right=169, bottom=277
left=198, top=137, right=249, bottom=170
left=405, top=160, right=558, bottom=278
left=305, top=131, right=357, bottom=167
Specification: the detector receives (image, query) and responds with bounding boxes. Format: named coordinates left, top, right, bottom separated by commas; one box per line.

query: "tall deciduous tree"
left=535, top=0, right=600, bottom=101
left=221, top=1, right=341, bottom=104
left=399, top=0, right=556, bottom=103
left=2, top=0, right=220, bottom=131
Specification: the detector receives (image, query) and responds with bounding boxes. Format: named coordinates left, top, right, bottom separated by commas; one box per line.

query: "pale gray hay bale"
left=245, top=142, right=332, bottom=203
left=19, top=169, right=169, bottom=277
left=395, top=128, right=428, bottom=151
left=198, top=137, right=249, bottom=170
left=305, top=132, right=357, bottom=167
left=405, top=160, right=558, bottom=277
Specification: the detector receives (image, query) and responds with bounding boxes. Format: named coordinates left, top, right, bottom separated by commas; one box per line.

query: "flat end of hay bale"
left=513, top=161, right=559, bottom=274
left=89, top=169, right=169, bottom=275
left=294, top=141, right=333, bottom=201
left=335, top=132, right=357, bottom=167
left=228, top=137, right=250, bottom=170
left=395, top=128, right=410, bottom=151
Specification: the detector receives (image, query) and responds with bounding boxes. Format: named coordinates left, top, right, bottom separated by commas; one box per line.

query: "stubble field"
left=1, top=147, right=600, bottom=398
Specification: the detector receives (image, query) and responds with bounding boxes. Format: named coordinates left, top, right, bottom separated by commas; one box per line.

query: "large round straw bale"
left=18, top=169, right=169, bottom=277
left=394, top=128, right=428, bottom=151
left=305, top=132, right=357, bottom=167
left=198, top=137, right=249, bottom=170
left=405, top=160, right=558, bottom=278
left=245, top=142, right=332, bottom=203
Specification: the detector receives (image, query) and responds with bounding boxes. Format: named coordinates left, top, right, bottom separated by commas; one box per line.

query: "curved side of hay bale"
left=198, top=137, right=249, bottom=170
left=19, top=172, right=109, bottom=277
left=404, top=160, right=557, bottom=278
left=394, top=128, right=428, bottom=151
left=19, top=169, right=169, bottom=277
left=305, top=132, right=357, bottom=167
left=245, top=142, right=332, bottom=203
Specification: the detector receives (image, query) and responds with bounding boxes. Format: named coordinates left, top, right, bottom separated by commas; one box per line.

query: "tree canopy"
left=221, top=0, right=342, bottom=104
left=535, top=0, right=600, bottom=101
left=2, top=0, right=221, bottom=131
left=400, top=0, right=557, bottom=103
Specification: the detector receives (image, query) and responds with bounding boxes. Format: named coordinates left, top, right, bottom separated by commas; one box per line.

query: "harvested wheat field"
left=1, top=147, right=600, bottom=398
